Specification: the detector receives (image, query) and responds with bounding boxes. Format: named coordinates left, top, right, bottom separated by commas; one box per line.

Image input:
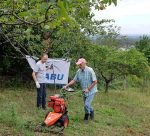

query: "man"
left=64, top=58, right=97, bottom=123
left=32, top=54, right=48, bottom=110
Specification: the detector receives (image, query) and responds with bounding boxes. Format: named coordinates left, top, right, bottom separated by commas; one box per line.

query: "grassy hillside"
left=0, top=88, right=150, bottom=136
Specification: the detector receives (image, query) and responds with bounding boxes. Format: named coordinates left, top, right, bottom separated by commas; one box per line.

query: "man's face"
left=41, top=55, right=48, bottom=63
left=78, top=62, right=86, bottom=70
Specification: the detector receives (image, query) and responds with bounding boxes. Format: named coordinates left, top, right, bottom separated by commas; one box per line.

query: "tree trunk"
left=105, top=81, right=110, bottom=93
left=100, top=72, right=114, bottom=93
left=123, top=75, right=128, bottom=90
left=142, top=75, right=147, bottom=91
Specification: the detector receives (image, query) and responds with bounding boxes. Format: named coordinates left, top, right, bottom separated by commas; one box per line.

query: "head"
left=76, top=58, right=87, bottom=70
left=41, top=53, right=48, bottom=63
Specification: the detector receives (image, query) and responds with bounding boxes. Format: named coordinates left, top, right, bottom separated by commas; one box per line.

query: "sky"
left=93, top=0, right=150, bottom=35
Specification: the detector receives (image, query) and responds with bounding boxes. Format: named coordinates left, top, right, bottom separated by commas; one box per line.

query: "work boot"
left=42, top=107, right=46, bottom=110
left=84, top=113, right=89, bottom=124
left=90, top=110, right=94, bottom=120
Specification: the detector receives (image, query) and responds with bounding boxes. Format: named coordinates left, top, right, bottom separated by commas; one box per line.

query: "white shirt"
left=33, top=61, right=46, bottom=83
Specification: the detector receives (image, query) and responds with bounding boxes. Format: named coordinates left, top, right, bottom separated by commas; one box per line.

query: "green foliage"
left=101, top=48, right=148, bottom=78
left=88, top=45, right=148, bottom=78
left=85, top=45, right=149, bottom=92
left=135, top=35, right=150, bottom=65
left=0, top=0, right=116, bottom=53
left=95, top=25, right=121, bottom=47
left=0, top=0, right=117, bottom=76
left=127, top=75, right=143, bottom=88
left=1, top=0, right=149, bottom=92
left=4, top=77, right=22, bottom=88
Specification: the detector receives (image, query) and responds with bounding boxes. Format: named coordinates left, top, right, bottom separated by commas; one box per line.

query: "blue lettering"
left=46, top=73, right=64, bottom=81
left=46, top=73, right=49, bottom=80
left=57, top=74, right=64, bottom=80
left=51, top=74, right=56, bottom=80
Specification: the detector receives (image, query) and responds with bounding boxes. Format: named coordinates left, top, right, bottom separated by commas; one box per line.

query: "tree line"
left=0, top=0, right=150, bottom=92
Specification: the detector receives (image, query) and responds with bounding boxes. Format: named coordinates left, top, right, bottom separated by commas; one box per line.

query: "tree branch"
left=0, top=22, right=25, bottom=26
left=101, top=72, right=115, bottom=82
left=45, top=5, right=53, bottom=20
left=12, top=13, right=34, bottom=25
left=0, top=4, right=55, bottom=26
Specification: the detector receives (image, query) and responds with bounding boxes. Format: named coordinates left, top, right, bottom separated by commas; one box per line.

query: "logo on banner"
left=45, top=73, right=64, bottom=81
left=45, top=63, right=64, bottom=81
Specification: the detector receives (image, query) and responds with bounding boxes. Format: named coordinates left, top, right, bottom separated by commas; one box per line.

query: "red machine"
left=44, top=95, right=69, bottom=128
left=35, top=88, right=75, bottom=135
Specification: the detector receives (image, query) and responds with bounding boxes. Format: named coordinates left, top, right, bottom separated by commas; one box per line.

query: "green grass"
left=0, top=88, right=150, bottom=136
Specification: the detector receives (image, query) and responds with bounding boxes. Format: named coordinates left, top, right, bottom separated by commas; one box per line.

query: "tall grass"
left=0, top=87, right=150, bottom=136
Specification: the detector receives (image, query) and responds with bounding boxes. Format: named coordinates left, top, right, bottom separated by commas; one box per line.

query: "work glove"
left=35, top=81, right=40, bottom=88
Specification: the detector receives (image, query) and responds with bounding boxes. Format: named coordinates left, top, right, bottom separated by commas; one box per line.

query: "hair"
left=41, top=53, right=48, bottom=58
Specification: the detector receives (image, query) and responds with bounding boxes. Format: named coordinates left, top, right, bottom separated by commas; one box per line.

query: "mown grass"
left=0, top=87, right=150, bottom=136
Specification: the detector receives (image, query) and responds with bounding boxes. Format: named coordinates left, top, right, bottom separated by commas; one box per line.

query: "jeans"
left=83, top=93, right=95, bottom=114
left=37, top=83, right=46, bottom=109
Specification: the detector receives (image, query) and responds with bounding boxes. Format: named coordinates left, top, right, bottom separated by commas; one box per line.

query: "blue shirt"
left=73, top=66, right=97, bottom=96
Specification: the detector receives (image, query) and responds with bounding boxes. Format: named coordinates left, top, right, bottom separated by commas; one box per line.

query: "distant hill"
left=123, top=34, right=150, bottom=39
left=89, top=34, right=150, bottom=48
left=118, top=34, right=140, bottom=48
left=119, top=34, right=150, bottom=48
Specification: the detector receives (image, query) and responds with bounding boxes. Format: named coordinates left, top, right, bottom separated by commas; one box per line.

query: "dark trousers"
left=37, top=83, right=46, bottom=109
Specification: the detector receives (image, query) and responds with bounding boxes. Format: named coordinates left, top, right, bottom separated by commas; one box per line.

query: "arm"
left=87, top=80, right=97, bottom=91
left=64, top=80, right=76, bottom=89
left=32, top=71, right=40, bottom=88
left=85, top=68, right=97, bottom=93
left=85, top=80, right=97, bottom=93
left=32, top=71, right=37, bottom=82
left=64, top=70, right=79, bottom=89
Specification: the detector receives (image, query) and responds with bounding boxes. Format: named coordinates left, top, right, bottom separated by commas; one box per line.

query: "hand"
left=84, top=88, right=89, bottom=93
left=35, top=81, right=40, bottom=88
left=63, top=85, right=68, bottom=90
left=46, top=65, right=51, bottom=69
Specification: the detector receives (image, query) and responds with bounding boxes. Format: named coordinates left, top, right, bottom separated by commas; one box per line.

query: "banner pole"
left=52, top=61, right=56, bottom=92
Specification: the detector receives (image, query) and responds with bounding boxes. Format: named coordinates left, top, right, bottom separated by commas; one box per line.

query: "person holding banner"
left=32, top=54, right=48, bottom=110
left=64, top=58, right=97, bottom=124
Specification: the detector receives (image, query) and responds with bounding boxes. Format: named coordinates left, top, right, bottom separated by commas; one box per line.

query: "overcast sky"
left=93, top=0, right=150, bottom=35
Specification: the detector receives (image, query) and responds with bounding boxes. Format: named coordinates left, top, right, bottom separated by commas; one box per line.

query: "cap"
left=76, top=58, right=86, bottom=65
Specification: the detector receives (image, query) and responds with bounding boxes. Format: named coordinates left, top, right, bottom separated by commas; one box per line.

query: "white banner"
left=25, top=55, right=37, bottom=70
left=26, top=55, right=70, bottom=84
left=45, top=58, right=70, bottom=84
